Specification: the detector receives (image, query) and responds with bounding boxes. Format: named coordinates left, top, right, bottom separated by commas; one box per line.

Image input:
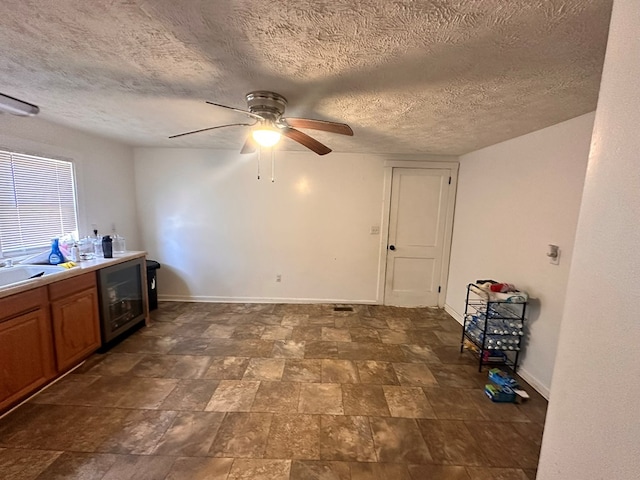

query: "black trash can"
left=146, top=260, right=161, bottom=311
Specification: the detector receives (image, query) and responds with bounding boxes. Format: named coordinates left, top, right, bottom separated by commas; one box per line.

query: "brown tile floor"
left=0, top=302, right=547, bottom=479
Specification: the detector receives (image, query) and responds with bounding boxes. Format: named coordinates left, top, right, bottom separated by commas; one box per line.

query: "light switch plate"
left=548, top=244, right=560, bottom=265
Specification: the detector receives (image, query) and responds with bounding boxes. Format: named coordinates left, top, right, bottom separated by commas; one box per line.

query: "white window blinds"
left=0, top=150, right=78, bottom=254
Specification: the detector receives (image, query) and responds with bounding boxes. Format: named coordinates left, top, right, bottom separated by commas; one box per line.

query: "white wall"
left=134, top=148, right=455, bottom=303
left=445, top=112, right=594, bottom=396
left=537, top=1, right=640, bottom=478
left=134, top=149, right=384, bottom=303
left=0, top=115, right=140, bottom=249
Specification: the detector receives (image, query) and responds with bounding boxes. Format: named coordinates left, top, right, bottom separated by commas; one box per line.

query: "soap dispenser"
left=48, top=238, right=64, bottom=265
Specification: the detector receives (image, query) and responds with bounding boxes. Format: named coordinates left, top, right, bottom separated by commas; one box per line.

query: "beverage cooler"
left=97, top=257, right=146, bottom=345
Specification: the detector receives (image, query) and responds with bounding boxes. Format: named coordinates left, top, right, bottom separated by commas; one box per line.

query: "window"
left=0, top=149, right=78, bottom=256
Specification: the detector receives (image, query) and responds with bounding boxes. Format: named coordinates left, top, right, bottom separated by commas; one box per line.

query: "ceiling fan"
left=169, top=91, right=353, bottom=155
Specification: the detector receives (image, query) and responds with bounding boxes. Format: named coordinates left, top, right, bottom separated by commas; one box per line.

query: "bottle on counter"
left=70, top=243, right=80, bottom=262
left=102, top=235, right=113, bottom=258
left=93, top=229, right=103, bottom=257
left=48, top=238, right=64, bottom=265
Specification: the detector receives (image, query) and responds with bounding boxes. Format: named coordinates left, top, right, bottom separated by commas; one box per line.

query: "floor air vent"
left=333, top=306, right=354, bottom=312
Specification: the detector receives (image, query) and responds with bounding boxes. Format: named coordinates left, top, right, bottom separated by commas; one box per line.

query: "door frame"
left=377, top=161, right=459, bottom=307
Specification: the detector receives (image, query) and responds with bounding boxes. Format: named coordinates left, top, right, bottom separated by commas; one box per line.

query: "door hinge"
left=438, top=286, right=441, bottom=293
left=448, top=176, right=451, bottom=184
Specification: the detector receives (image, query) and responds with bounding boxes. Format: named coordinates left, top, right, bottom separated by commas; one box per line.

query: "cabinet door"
left=51, top=288, right=101, bottom=372
left=0, top=309, right=56, bottom=411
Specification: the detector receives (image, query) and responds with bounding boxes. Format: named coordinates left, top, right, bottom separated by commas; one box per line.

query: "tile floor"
left=0, top=302, right=547, bottom=479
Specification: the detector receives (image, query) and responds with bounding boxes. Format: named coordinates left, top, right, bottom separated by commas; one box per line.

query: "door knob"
left=389, top=245, right=396, bottom=251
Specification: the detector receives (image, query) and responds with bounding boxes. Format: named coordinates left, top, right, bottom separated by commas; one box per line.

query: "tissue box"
left=484, top=384, right=516, bottom=403
left=488, top=368, right=519, bottom=389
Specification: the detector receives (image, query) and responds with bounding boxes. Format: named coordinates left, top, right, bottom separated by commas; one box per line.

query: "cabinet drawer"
left=0, top=287, right=48, bottom=322
left=48, top=272, right=97, bottom=301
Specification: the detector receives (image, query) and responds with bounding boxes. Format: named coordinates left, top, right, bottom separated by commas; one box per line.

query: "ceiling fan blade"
left=282, top=118, right=353, bottom=136
left=281, top=127, right=332, bottom=155
left=205, top=101, right=264, bottom=120
left=240, top=135, right=257, bottom=154
left=169, top=122, right=253, bottom=139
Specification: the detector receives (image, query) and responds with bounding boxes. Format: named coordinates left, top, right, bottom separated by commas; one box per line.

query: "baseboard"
left=444, top=303, right=464, bottom=324
left=158, top=294, right=379, bottom=305
left=516, top=367, right=550, bottom=400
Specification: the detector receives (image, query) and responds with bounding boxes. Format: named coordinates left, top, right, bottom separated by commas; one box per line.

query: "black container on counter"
left=146, top=260, right=161, bottom=311
left=102, top=235, right=113, bottom=258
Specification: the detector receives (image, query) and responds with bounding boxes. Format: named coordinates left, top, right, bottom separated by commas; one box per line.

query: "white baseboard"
left=158, top=294, right=379, bottom=305
left=516, top=367, right=550, bottom=400
left=444, top=303, right=464, bottom=324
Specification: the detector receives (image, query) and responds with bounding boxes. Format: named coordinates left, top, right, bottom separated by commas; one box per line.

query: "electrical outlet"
left=276, top=274, right=282, bottom=282
left=370, top=226, right=380, bottom=235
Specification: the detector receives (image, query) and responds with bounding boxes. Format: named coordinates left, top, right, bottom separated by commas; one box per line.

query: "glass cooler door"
left=97, top=257, right=146, bottom=344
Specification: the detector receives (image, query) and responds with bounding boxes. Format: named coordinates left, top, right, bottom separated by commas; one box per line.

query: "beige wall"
left=537, top=0, right=640, bottom=477
left=136, top=149, right=400, bottom=303
left=0, top=115, right=140, bottom=250
left=445, top=113, right=594, bottom=396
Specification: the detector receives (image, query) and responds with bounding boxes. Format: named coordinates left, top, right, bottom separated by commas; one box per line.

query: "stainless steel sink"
left=0, top=264, right=67, bottom=288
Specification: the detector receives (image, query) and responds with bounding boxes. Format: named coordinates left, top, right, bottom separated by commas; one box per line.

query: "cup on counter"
left=93, top=239, right=103, bottom=257
left=112, top=234, right=126, bottom=253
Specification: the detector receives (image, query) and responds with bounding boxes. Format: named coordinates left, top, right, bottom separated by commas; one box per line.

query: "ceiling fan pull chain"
left=257, top=147, right=261, bottom=180
left=271, top=148, right=275, bottom=183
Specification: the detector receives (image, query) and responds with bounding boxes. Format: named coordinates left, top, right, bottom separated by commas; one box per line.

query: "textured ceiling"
left=0, top=0, right=612, bottom=155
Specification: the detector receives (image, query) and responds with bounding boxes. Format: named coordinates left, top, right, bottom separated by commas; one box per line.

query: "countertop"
left=0, top=251, right=147, bottom=299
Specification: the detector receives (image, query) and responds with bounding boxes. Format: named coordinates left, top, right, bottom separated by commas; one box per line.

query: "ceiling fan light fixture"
left=252, top=127, right=281, bottom=147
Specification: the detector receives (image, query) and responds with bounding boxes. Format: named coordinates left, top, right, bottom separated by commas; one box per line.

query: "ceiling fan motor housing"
left=246, top=91, right=287, bottom=122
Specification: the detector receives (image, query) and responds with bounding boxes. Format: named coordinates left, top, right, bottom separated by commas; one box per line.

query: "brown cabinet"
left=0, top=272, right=102, bottom=413
left=0, top=288, right=55, bottom=412
left=49, top=272, right=101, bottom=373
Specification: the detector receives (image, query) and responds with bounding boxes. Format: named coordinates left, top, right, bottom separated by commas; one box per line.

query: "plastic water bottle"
left=70, top=243, right=80, bottom=262
left=93, top=229, right=103, bottom=257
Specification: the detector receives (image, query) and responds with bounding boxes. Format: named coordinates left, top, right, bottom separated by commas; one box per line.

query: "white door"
left=384, top=168, right=451, bottom=307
